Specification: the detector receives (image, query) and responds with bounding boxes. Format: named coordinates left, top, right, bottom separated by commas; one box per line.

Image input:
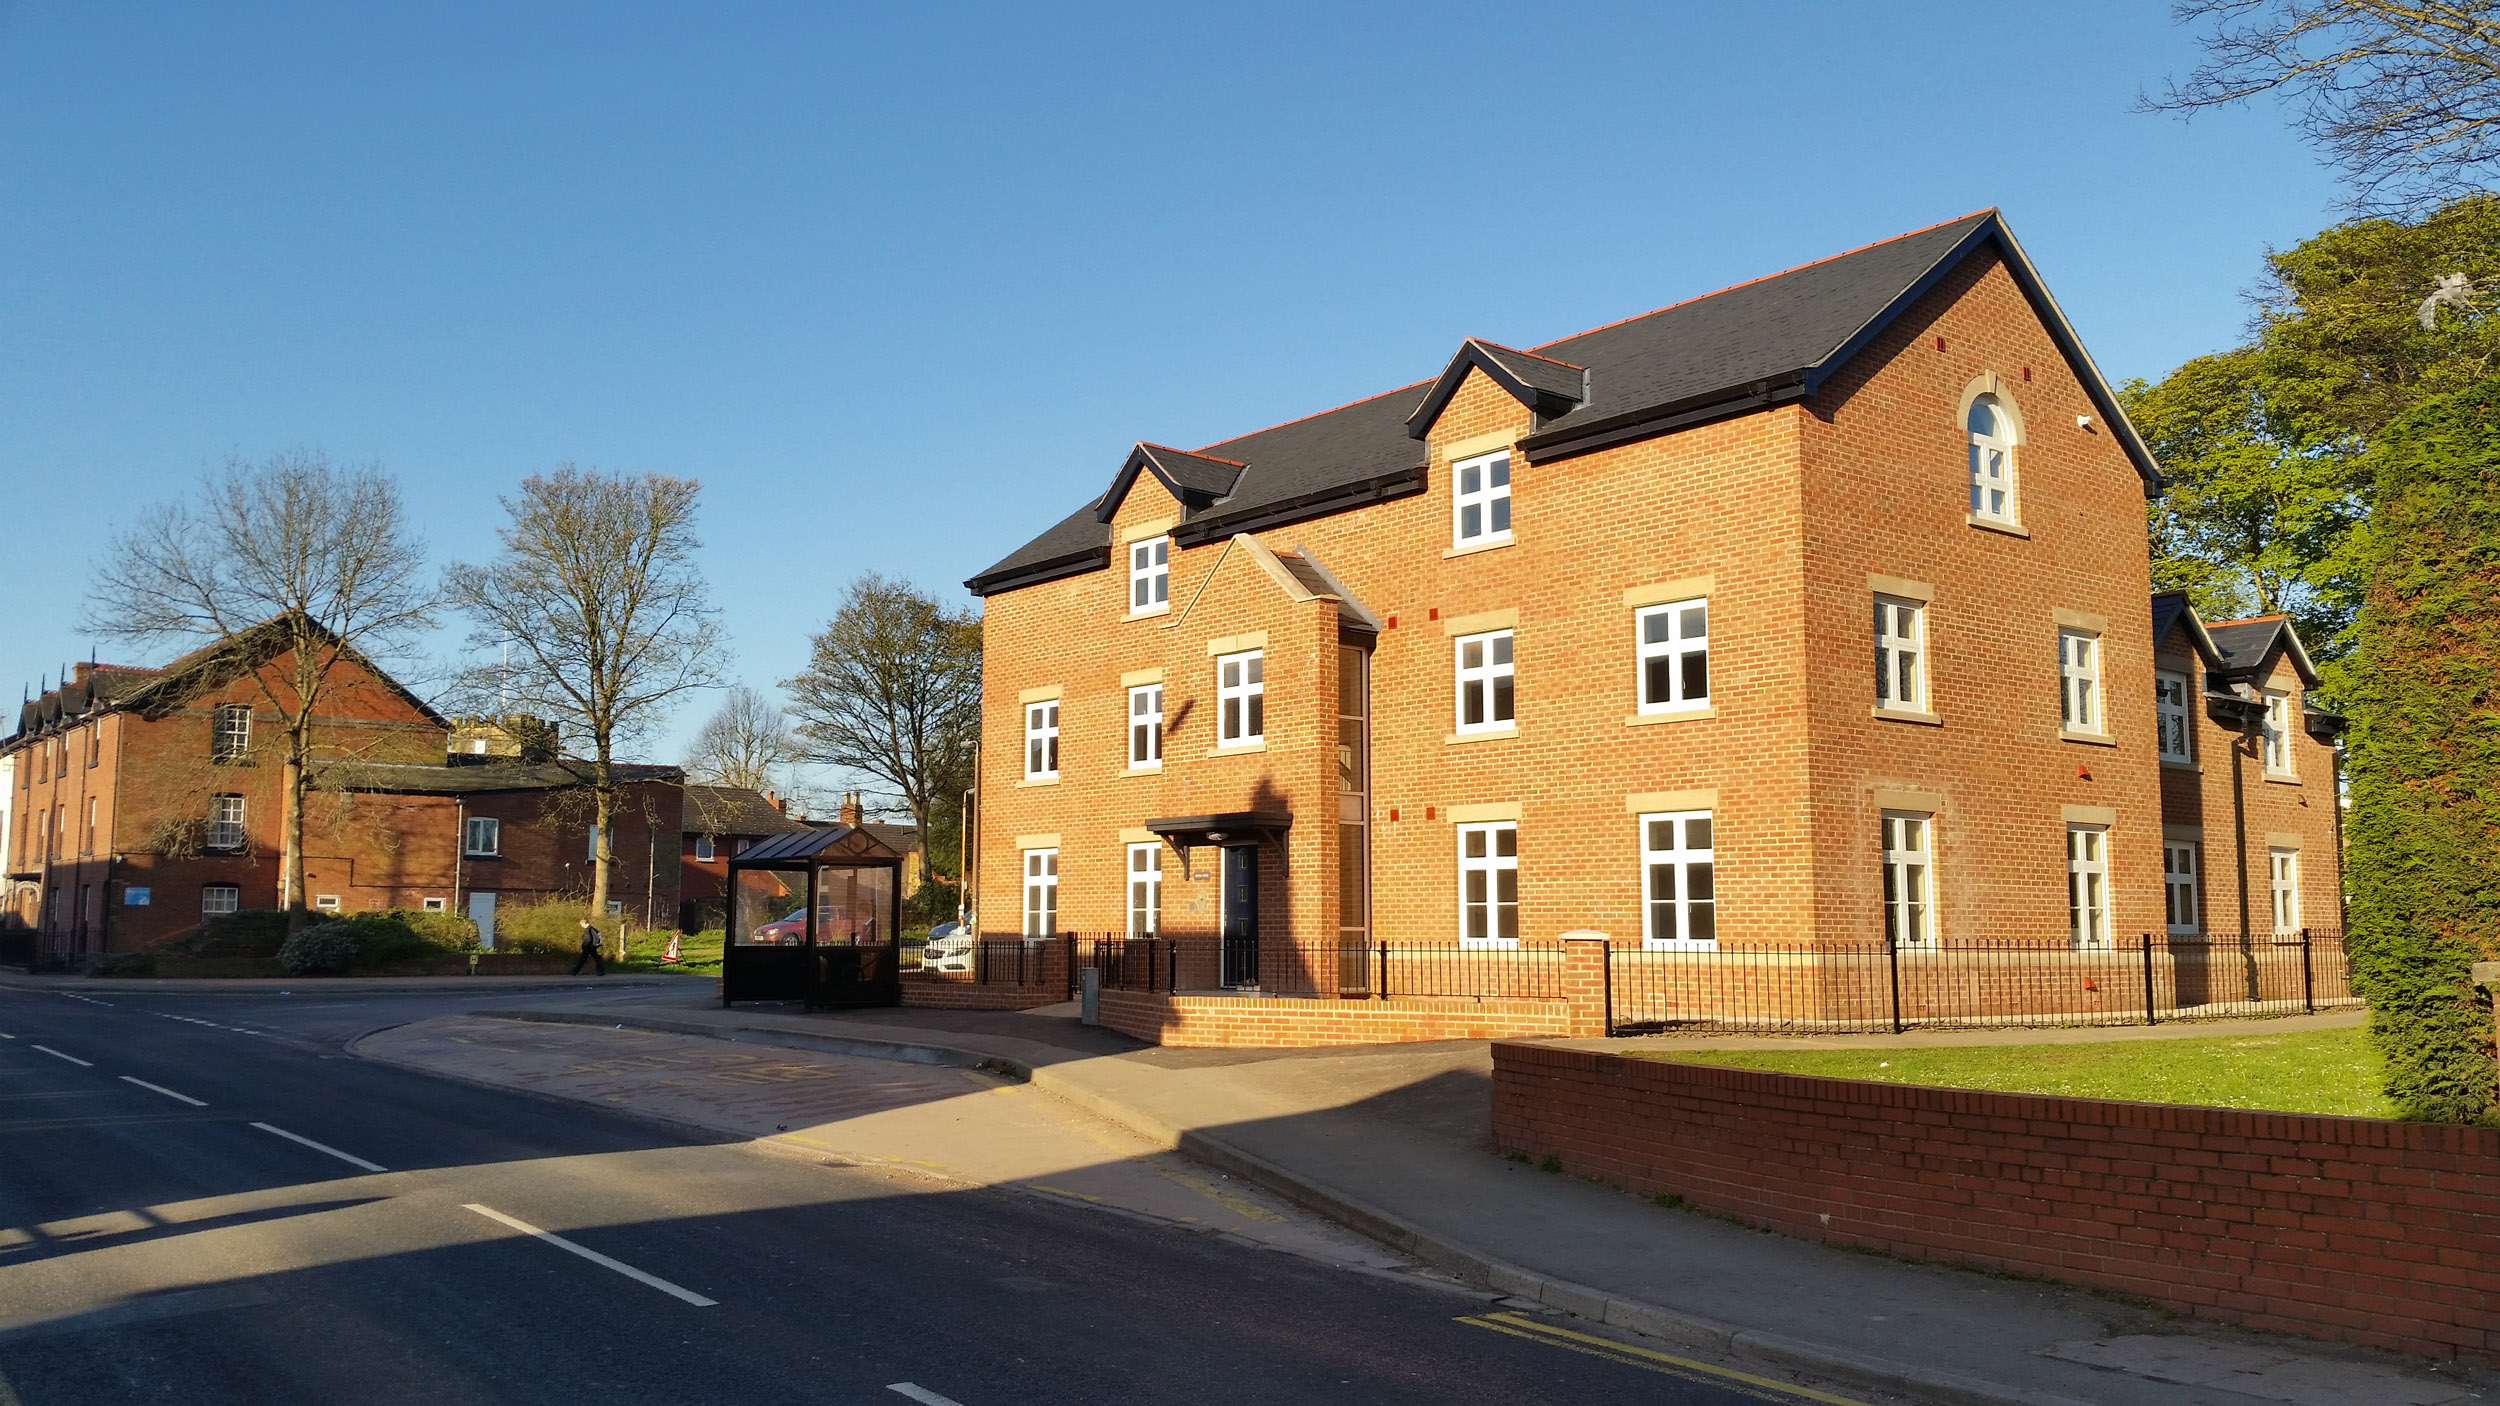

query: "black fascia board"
left=1171, top=466, right=1428, bottom=546
left=1406, top=340, right=1585, bottom=440
left=963, top=543, right=1111, bottom=598
left=1798, top=216, right=2001, bottom=403
left=1516, top=380, right=1809, bottom=464
left=1094, top=444, right=1242, bottom=525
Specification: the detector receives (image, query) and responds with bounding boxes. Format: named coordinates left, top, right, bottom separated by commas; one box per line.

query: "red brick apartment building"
left=965, top=211, right=2345, bottom=1041
left=3, top=616, right=681, bottom=964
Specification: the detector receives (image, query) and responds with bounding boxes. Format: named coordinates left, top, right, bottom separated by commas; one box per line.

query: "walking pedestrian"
left=572, top=917, right=606, bottom=976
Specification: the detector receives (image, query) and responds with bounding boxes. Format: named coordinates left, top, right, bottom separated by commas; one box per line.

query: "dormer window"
left=1967, top=393, right=2016, bottom=524
left=1452, top=450, right=1512, bottom=548
left=1129, top=537, right=1170, bottom=614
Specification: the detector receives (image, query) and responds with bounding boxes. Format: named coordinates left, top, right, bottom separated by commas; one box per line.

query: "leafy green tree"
left=2341, top=377, right=2500, bottom=1122
left=2121, top=192, right=2500, bottom=645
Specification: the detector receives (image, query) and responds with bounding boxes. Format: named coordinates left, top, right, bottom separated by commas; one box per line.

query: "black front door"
left=1221, top=844, right=1259, bottom=987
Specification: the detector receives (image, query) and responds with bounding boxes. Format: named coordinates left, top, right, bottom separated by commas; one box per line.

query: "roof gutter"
left=964, top=544, right=1113, bottom=598
left=1517, top=380, right=1808, bottom=465
left=1171, top=465, right=1427, bottom=547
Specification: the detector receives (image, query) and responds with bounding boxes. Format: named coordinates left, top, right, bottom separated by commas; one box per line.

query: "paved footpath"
left=413, top=984, right=2491, bottom=1406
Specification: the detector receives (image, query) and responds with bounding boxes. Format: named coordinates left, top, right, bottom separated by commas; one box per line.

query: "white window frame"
left=1457, top=821, right=1519, bottom=947
left=1128, top=684, right=1162, bottom=768
left=1126, top=841, right=1161, bottom=938
left=1128, top=536, right=1170, bottom=615
left=1968, top=393, right=2015, bottom=523
left=422, top=896, right=448, bottom=911
left=206, top=794, right=246, bottom=852
left=2261, top=691, right=2294, bottom=776
left=1636, top=599, right=1709, bottom=714
left=1451, top=449, right=1512, bottom=548
left=1024, top=700, right=1060, bottom=779
left=2155, top=671, right=2193, bottom=764
left=587, top=823, right=601, bottom=863
left=314, top=894, right=341, bottom=911
left=1023, top=847, right=1059, bottom=938
left=1217, top=650, right=1264, bottom=748
left=464, top=816, right=501, bottom=857
left=1639, top=810, right=1716, bottom=949
left=2270, top=847, right=2301, bottom=934
left=212, top=703, right=251, bottom=761
left=1874, top=597, right=1926, bottom=711
left=1881, top=812, right=1934, bottom=949
left=2164, top=841, right=2199, bottom=936
left=694, top=835, right=716, bottom=862
left=1453, top=630, right=1515, bottom=733
left=200, top=884, right=240, bottom=917
left=2059, top=629, right=2103, bottom=734
left=2068, top=824, right=2111, bottom=950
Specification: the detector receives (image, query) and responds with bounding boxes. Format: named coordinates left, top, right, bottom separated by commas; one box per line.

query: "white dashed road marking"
left=120, top=1076, right=207, bottom=1107
left=30, top=1045, right=91, bottom=1067
left=59, top=994, right=110, bottom=1006
left=251, top=1122, right=387, bottom=1173
left=888, top=1386, right=969, bottom=1406
left=461, top=1204, right=718, bottom=1307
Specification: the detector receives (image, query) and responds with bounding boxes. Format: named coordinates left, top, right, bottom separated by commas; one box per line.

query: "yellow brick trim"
left=1017, top=684, right=1063, bottom=703
left=1441, top=608, right=1518, bottom=637
left=1439, top=429, right=1514, bottom=462
left=1625, top=789, right=1716, bottom=814
left=2062, top=805, right=2117, bottom=826
left=1206, top=631, right=1268, bottom=656
left=2265, top=831, right=2305, bottom=850
left=1120, top=668, right=1164, bottom=687
left=1622, top=577, right=1713, bottom=609
left=1121, top=517, right=1178, bottom=543
left=1118, top=827, right=1158, bottom=844
left=2053, top=607, right=2109, bottom=634
left=1872, top=788, right=1944, bottom=814
left=1867, top=573, right=1934, bottom=603
left=1446, top=802, right=1520, bottom=823
left=1016, top=833, right=1061, bottom=850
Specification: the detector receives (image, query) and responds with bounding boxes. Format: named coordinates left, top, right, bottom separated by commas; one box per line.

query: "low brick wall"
left=1490, top=1042, right=2500, bottom=1362
left=899, top=973, right=1065, bottom=1011
left=1101, top=990, right=1581, bottom=1048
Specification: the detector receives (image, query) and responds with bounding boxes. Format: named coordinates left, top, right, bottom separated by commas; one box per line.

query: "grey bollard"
left=1080, top=966, right=1101, bottom=1025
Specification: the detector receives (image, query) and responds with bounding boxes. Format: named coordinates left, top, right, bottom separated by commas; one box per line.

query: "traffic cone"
left=663, top=932, right=681, bottom=964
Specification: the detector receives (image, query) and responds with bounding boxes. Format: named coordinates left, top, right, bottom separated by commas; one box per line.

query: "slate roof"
left=683, top=784, right=811, bottom=838
left=317, top=759, right=683, bottom=795
left=968, top=210, right=2162, bottom=598
left=2205, top=616, right=2323, bottom=688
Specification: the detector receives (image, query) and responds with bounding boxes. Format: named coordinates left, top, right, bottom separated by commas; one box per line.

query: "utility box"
left=1080, top=966, right=1101, bottom=1026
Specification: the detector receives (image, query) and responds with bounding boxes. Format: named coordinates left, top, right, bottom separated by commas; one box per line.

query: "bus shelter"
left=722, top=825, right=905, bottom=1008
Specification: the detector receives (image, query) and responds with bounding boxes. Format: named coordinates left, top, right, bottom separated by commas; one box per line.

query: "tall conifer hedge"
left=2345, top=379, right=2500, bottom=1122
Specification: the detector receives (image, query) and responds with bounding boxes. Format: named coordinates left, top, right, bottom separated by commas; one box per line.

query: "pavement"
left=408, top=981, right=2487, bottom=1406
left=0, top=978, right=1873, bottom=1406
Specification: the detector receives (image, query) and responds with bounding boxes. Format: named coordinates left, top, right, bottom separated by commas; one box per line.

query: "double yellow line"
left=1454, top=1311, right=1872, bottom=1405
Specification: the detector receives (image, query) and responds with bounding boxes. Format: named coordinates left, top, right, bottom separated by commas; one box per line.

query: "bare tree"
left=446, top=466, right=726, bottom=925
left=785, top=574, right=980, bottom=889
left=2146, top=2, right=2500, bottom=212
left=684, top=685, right=795, bottom=792
left=84, top=451, right=436, bottom=928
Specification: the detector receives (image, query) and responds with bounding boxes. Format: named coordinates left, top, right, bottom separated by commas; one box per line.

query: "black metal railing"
left=1063, top=935, right=1571, bottom=1002
left=1603, top=930, right=2353, bottom=1036
left=0, top=928, right=32, bottom=968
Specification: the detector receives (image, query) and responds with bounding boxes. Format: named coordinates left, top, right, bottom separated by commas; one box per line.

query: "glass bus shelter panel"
left=734, top=868, right=805, bottom=946
left=812, top=864, right=895, bottom=945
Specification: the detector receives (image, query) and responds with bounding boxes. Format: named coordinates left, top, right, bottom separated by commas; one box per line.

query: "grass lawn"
left=614, top=927, right=725, bottom=976
left=1647, top=1024, right=2392, bottom=1118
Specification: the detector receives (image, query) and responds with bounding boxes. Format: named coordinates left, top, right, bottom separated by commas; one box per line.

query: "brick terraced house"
left=965, top=210, right=2346, bottom=1045
left=4, top=615, right=682, bottom=964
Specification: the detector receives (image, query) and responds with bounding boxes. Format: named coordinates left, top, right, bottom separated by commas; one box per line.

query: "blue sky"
left=0, top=2, right=2341, bottom=786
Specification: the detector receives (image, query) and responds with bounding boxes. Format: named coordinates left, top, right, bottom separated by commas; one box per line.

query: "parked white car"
left=920, top=922, right=973, bottom=973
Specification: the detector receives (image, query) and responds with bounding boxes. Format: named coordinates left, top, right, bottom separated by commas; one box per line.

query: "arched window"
left=1967, top=393, right=2014, bottom=522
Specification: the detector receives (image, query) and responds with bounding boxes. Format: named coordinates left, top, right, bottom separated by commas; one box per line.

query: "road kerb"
left=470, top=1006, right=2086, bottom=1406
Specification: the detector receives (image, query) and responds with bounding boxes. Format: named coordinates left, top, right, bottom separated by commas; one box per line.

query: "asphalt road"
left=0, top=985, right=1871, bottom=1406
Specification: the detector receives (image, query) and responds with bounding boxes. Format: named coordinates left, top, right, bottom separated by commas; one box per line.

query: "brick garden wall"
left=1100, top=990, right=1580, bottom=1048
left=1491, top=1041, right=2500, bottom=1361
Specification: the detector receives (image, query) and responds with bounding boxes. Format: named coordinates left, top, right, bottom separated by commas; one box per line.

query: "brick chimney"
left=838, top=791, right=863, bottom=827
left=764, top=788, right=784, bottom=814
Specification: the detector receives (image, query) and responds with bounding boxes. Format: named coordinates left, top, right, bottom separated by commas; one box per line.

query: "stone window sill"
left=1127, top=603, right=1171, bottom=621
left=1626, top=707, right=1716, bottom=726
left=1016, top=775, right=1061, bottom=788
left=2059, top=729, right=2118, bottom=748
left=2264, top=772, right=2302, bottom=785
left=1967, top=514, right=2030, bottom=538
left=2160, top=759, right=2200, bottom=773
left=1446, top=726, right=1520, bottom=745
left=1208, top=740, right=1268, bottom=758
left=1872, top=706, right=1943, bottom=726
left=1442, top=536, right=1515, bottom=561
left=1125, top=761, right=1164, bottom=775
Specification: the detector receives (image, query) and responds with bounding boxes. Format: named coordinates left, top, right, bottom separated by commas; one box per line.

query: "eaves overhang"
left=1407, top=339, right=1588, bottom=440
